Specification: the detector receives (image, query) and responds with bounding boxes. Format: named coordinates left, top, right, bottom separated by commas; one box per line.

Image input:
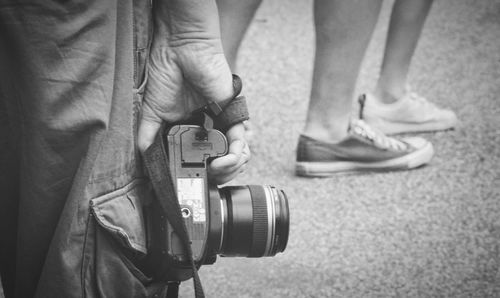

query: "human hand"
left=137, top=42, right=233, bottom=153
left=208, top=122, right=251, bottom=185
left=138, top=0, right=233, bottom=153
left=138, top=0, right=250, bottom=185
left=138, top=44, right=250, bottom=184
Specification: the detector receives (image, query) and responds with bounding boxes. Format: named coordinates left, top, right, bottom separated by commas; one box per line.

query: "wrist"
left=208, top=74, right=249, bottom=133
left=210, top=72, right=234, bottom=105
left=206, top=74, right=242, bottom=115
left=152, top=0, right=221, bottom=44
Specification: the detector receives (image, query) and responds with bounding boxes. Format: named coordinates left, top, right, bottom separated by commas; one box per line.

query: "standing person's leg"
left=363, top=0, right=457, bottom=134
left=375, top=0, right=433, bottom=101
left=217, top=0, right=262, bottom=70
left=304, top=0, right=383, bottom=142
left=296, top=0, right=434, bottom=176
left=216, top=0, right=263, bottom=138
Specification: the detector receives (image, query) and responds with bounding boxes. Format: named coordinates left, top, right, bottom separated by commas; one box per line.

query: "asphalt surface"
left=180, top=0, right=500, bottom=297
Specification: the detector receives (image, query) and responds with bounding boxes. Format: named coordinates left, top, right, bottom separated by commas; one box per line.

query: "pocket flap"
left=90, top=179, right=151, bottom=255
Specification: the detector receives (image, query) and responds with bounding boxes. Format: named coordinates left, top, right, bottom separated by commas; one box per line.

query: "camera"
left=151, top=124, right=289, bottom=281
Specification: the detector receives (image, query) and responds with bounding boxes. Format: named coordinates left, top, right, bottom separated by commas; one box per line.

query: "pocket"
left=83, top=179, right=167, bottom=298
left=90, top=179, right=149, bottom=255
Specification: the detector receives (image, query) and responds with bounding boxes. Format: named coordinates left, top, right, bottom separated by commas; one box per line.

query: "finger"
left=225, top=123, right=251, bottom=162
left=213, top=162, right=248, bottom=184
left=228, top=138, right=245, bottom=159
left=209, top=139, right=244, bottom=170
left=211, top=139, right=250, bottom=173
left=225, top=123, right=246, bottom=144
left=138, top=118, right=161, bottom=153
left=209, top=153, right=247, bottom=175
left=241, top=141, right=251, bottom=160
left=208, top=151, right=248, bottom=183
left=208, top=140, right=248, bottom=179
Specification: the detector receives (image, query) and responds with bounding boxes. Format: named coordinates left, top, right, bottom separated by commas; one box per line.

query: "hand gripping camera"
left=150, top=124, right=289, bottom=281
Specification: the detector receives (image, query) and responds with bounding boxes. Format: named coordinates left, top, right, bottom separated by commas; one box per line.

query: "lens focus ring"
left=247, top=185, right=269, bottom=257
left=218, top=185, right=289, bottom=257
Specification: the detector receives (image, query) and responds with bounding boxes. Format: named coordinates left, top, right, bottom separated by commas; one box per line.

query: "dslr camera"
left=149, top=124, right=290, bottom=281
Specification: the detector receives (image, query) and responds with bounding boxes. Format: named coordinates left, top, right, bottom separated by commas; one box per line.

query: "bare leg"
left=217, top=0, right=262, bottom=70
left=374, top=0, right=434, bottom=103
left=304, top=0, right=383, bottom=142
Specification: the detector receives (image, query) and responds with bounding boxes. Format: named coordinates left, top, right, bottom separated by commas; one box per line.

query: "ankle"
left=302, top=121, right=349, bottom=143
left=373, top=85, right=405, bottom=104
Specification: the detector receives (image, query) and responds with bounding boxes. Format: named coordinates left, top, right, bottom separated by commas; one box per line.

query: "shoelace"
left=350, top=119, right=407, bottom=151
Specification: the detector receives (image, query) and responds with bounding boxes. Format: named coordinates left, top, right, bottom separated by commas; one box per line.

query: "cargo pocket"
left=82, top=179, right=167, bottom=298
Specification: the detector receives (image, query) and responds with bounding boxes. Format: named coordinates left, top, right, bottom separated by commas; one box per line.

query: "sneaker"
left=295, top=119, right=434, bottom=177
left=360, top=92, right=458, bottom=135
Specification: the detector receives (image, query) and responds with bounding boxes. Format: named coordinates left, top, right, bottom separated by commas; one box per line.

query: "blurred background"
left=181, top=0, right=500, bottom=297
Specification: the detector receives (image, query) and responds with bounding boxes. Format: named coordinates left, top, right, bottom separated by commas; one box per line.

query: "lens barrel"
left=218, top=185, right=289, bottom=257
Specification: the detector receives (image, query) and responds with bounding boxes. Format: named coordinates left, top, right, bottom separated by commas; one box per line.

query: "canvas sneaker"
left=360, top=92, right=458, bottom=135
left=295, top=119, right=434, bottom=177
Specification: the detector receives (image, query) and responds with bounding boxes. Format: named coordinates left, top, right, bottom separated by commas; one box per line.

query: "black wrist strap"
left=203, top=74, right=249, bottom=132
left=205, top=74, right=243, bottom=116
left=212, top=95, right=249, bottom=132
left=143, top=127, right=205, bottom=298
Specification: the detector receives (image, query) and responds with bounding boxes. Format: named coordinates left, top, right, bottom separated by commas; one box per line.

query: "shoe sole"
left=295, top=142, right=434, bottom=177
left=367, top=117, right=457, bottom=135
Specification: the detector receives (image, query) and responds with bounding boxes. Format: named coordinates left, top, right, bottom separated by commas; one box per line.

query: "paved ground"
left=180, top=0, right=500, bottom=297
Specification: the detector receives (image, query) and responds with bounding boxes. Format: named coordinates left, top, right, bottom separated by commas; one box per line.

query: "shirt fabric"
left=0, top=1, right=167, bottom=296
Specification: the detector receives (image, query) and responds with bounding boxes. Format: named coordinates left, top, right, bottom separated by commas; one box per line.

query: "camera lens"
left=217, top=185, right=289, bottom=257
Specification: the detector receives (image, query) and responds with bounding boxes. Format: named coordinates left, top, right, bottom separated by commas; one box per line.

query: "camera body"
left=158, top=124, right=289, bottom=281
left=166, top=125, right=226, bottom=266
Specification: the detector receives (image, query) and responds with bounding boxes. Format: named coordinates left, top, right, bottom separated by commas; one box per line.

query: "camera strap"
left=199, top=74, right=250, bottom=133
left=143, top=126, right=205, bottom=298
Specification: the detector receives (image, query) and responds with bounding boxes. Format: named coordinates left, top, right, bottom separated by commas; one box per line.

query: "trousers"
left=0, top=1, right=168, bottom=296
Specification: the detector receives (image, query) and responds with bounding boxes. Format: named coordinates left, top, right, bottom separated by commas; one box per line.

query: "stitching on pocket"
left=90, top=179, right=149, bottom=255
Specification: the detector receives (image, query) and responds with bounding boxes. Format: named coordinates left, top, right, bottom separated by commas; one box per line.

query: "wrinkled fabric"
left=0, top=0, right=167, bottom=297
